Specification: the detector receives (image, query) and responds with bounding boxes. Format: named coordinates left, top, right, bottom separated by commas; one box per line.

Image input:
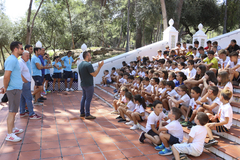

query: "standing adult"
left=78, top=51, right=104, bottom=119
left=25, top=44, right=33, bottom=74
left=61, top=51, right=79, bottom=91
left=4, top=41, right=24, bottom=142
left=38, top=47, right=47, bottom=97
left=19, top=50, right=42, bottom=119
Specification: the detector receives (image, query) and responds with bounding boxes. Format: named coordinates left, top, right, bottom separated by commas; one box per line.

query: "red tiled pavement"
left=0, top=91, right=222, bottom=160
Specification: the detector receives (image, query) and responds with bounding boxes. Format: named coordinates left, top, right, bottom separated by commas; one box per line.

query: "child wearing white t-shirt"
left=172, top=112, right=209, bottom=159
left=101, top=70, right=112, bottom=87
left=225, top=52, right=240, bottom=81
left=154, top=80, right=167, bottom=101
left=204, top=89, right=233, bottom=148
left=185, top=60, right=197, bottom=80
left=139, top=100, right=168, bottom=145
left=117, top=92, right=135, bottom=123
left=182, top=87, right=202, bottom=128
left=112, top=86, right=128, bottom=114
left=125, top=95, right=146, bottom=130
left=168, top=85, right=190, bottom=119
left=141, top=77, right=152, bottom=95
left=155, top=107, right=183, bottom=155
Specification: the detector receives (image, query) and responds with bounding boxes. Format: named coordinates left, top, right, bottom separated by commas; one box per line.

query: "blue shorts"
left=106, top=79, right=111, bottom=84
left=53, top=73, right=62, bottom=79
left=44, top=74, right=52, bottom=81
left=32, top=76, right=43, bottom=86
left=63, top=71, right=73, bottom=79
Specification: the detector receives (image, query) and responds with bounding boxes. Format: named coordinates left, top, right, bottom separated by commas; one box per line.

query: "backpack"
left=73, top=71, right=78, bottom=81
left=1, top=93, right=8, bottom=102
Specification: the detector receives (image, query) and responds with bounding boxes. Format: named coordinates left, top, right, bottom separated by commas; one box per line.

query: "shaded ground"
left=0, top=91, right=221, bottom=160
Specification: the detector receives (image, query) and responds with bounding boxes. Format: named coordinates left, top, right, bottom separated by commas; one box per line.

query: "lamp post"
left=126, top=0, right=130, bottom=52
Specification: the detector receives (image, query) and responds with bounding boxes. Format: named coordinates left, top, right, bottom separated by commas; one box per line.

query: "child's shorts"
left=216, top=125, right=229, bottom=132
left=106, top=79, right=111, bottom=84
left=138, top=115, right=144, bottom=122
left=147, top=129, right=159, bottom=137
left=173, top=143, right=201, bottom=157
left=168, top=134, right=180, bottom=145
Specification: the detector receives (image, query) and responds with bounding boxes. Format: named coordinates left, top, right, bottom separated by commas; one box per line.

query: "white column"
left=163, top=19, right=179, bottom=49
left=192, top=23, right=208, bottom=47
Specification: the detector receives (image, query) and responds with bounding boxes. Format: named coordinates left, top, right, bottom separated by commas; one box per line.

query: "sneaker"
left=158, top=148, right=172, bottom=155
left=107, top=84, right=110, bottom=87
left=155, top=143, right=165, bottom=151
left=20, top=112, right=29, bottom=118
left=139, top=132, right=146, bottom=143
left=204, top=139, right=218, bottom=148
left=66, top=88, right=69, bottom=92
left=5, top=133, right=22, bottom=142
left=116, top=116, right=122, bottom=119
left=13, top=128, right=24, bottom=134
left=130, top=124, right=139, bottom=130
left=37, top=99, right=44, bottom=103
left=152, top=143, right=158, bottom=147
left=181, top=121, right=189, bottom=127
left=69, top=88, right=74, bottom=91
left=113, top=89, right=118, bottom=93
left=125, top=121, right=134, bottom=125
left=41, top=91, right=47, bottom=95
left=104, top=85, right=107, bottom=87
left=118, top=118, right=126, bottom=123
left=111, top=110, right=118, bottom=114
left=80, top=113, right=85, bottom=117
left=85, top=115, right=96, bottom=119
left=33, top=102, right=43, bottom=106
left=29, top=114, right=42, bottom=120
left=40, top=97, right=47, bottom=100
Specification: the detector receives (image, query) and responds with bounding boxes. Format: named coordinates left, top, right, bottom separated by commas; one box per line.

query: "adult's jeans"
left=80, top=85, right=94, bottom=117
left=20, top=82, right=35, bottom=116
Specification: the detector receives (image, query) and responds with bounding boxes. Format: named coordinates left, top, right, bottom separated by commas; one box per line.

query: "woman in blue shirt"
left=52, top=56, right=64, bottom=92
left=44, top=53, right=52, bottom=92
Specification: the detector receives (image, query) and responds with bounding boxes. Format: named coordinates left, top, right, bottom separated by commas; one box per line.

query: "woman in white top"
left=168, top=85, right=190, bottom=119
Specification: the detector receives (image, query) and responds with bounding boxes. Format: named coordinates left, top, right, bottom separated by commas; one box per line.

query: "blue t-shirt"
left=44, top=59, right=50, bottom=74
left=38, top=55, right=45, bottom=75
left=4, top=55, right=23, bottom=90
left=175, top=81, right=184, bottom=87
left=31, top=55, right=42, bottom=76
left=26, top=59, right=31, bottom=76
left=61, top=56, right=73, bottom=71
left=52, top=61, right=62, bottom=73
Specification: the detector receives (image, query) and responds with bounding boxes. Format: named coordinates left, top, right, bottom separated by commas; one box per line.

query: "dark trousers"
left=80, top=86, right=94, bottom=116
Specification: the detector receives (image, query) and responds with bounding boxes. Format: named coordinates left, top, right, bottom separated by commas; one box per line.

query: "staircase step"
left=230, top=102, right=240, bottom=113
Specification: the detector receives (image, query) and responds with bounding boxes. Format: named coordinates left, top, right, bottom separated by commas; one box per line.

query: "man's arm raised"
left=90, top=61, right=104, bottom=77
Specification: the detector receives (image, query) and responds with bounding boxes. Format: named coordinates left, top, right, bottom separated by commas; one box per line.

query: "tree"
left=65, top=0, right=75, bottom=49
left=223, top=0, right=227, bottom=34
left=26, top=0, right=44, bottom=45
left=160, top=0, right=168, bottom=30
left=174, top=0, right=184, bottom=30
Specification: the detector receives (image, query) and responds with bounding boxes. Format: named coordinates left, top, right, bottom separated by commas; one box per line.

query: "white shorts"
left=173, top=143, right=201, bottom=157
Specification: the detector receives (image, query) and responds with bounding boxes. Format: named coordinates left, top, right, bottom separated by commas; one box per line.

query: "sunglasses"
left=19, top=48, right=23, bottom=50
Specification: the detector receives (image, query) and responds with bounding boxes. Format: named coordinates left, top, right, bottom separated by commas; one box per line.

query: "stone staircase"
left=93, top=84, right=240, bottom=160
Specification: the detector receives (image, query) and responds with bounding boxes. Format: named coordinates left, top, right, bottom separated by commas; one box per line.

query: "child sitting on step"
left=125, top=94, right=146, bottom=130
left=101, top=70, right=112, bottom=87
left=138, top=100, right=168, bottom=145
left=204, top=89, right=233, bottom=148
left=172, top=112, right=209, bottom=160
left=111, top=86, right=128, bottom=114
left=155, top=107, right=183, bottom=155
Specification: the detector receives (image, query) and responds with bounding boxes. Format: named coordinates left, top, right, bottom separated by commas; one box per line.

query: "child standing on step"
left=172, top=112, right=209, bottom=160
left=155, top=107, right=183, bottom=155
left=125, top=94, right=146, bottom=130
left=138, top=100, right=168, bottom=145
left=204, top=89, right=233, bottom=148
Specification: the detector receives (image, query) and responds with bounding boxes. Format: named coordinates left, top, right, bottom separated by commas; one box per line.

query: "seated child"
left=196, top=86, right=221, bottom=118
left=225, top=51, right=240, bottom=82
left=114, top=72, right=128, bottom=96
left=168, top=85, right=190, bottom=117
left=117, top=92, right=135, bottom=123
left=143, top=77, right=159, bottom=105
left=204, top=89, right=233, bottom=147
left=131, top=77, right=142, bottom=96
left=172, top=112, right=209, bottom=159
left=155, top=107, right=183, bottom=155
left=182, top=87, right=202, bottom=128
left=140, top=77, right=152, bottom=96
left=112, top=86, right=128, bottom=114
left=154, top=80, right=167, bottom=101
left=185, top=60, right=196, bottom=80
left=139, top=100, right=168, bottom=145
left=111, top=67, right=118, bottom=82
left=125, top=94, right=146, bottom=130
left=101, top=70, right=111, bottom=87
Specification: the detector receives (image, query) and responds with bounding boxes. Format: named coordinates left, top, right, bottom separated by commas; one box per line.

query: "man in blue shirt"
left=31, top=47, right=50, bottom=105
left=38, top=47, right=48, bottom=97
left=61, top=51, right=79, bottom=91
left=3, top=41, right=24, bottom=142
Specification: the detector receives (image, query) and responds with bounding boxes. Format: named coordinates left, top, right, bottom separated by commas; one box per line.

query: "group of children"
left=100, top=40, right=238, bottom=159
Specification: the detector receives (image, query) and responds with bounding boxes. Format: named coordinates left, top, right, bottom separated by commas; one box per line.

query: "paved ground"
left=0, top=91, right=222, bottom=160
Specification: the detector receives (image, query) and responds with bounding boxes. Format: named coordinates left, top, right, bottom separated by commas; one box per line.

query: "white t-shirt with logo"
left=189, top=125, right=207, bottom=154
left=206, top=97, right=222, bottom=114
left=217, top=103, right=233, bottom=129
left=218, top=56, right=230, bottom=69
left=165, top=120, right=183, bottom=142
left=189, top=97, right=202, bottom=110
left=145, top=111, right=166, bottom=132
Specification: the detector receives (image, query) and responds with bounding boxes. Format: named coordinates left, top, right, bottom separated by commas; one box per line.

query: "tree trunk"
left=26, top=0, right=44, bottom=45
left=1, top=47, right=5, bottom=63
left=3, top=45, right=10, bottom=55
left=160, top=0, right=168, bottom=31
left=223, top=0, right=228, bottom=34
left=174, top=0, right=184, bottom=30
left=66, top=0, right=75, bottom=49
left=25, top=0, right=33, bottom=45
left=117, top=17, right=123, bottom=48
left=136, top=25, right=142, bottom=49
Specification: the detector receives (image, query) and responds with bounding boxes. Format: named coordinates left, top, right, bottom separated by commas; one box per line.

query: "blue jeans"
left=20, top=82, right=35, bottom=116
left=80, top=86, right=94, bottom=117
